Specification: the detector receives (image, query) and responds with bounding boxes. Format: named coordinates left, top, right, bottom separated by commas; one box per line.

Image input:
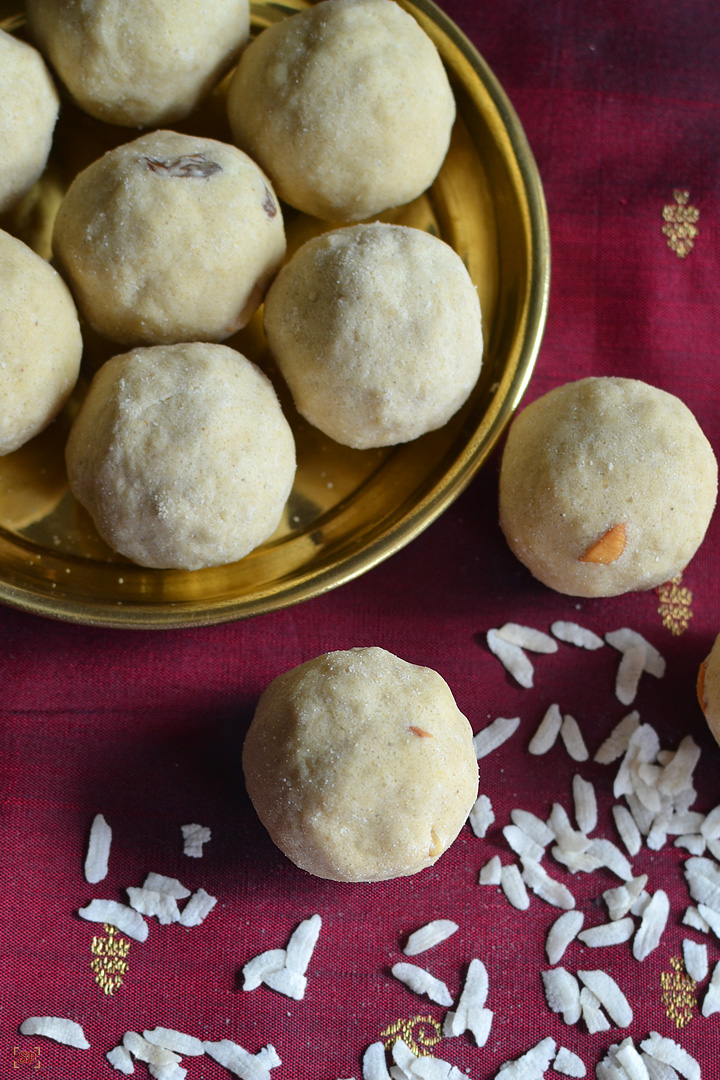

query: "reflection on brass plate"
left=0, top=0, right=549, bottom=628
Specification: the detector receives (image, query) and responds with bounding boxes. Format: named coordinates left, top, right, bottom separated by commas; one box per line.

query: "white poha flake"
left=363, top=1041, right=391, bottom=1080
left=495, top=1037, right=556, bottom=1080
left=443, top=958, right=492, bottom=1047
left=572, top=774, right=597, bottom=834
left=684, top=855, right=720, bottom=910
left=479, top=855, right=502, bottom=885
left=503, top=824, right=545, bottom=863
left=615, top=1040, right=652, bottom=1080
left=123, top=1033, right=181, bottom=1071
left=391, top=963, right=453, bottom=1006
left=181, top=823, right=211, bottom=858
left=541, top=967, right=581, bottom=1024
left=19, top=1016, right=90, bottom=1049
left=701, top=961, right=720, bottom=1017
left=560, top=714, right=589, bottom=762
left=682, top=906, right=709, bottom=934
left=639, top=1033, right=700, bottom=1080
left=262, top=967, right=307, bottom=1000
left=633, top=889, right=670, bottom=960
left=586, top=837, right=633, bottom=880
left=605, top=629, right=666, bottom=678
left=681, top=939, right=708, bottom=982
left=528, top=703, right=562, bottom=755
left=553, top=1047, right=586, bottom=1078
left=286, top=914, right=322, bottom=973
left=579, top=987, right=610, bottom=1034
left=391, top=1037, right=470, bottom=1079
left=612, top=804, right=642, bottom=857
left=701, top=804, right=720, bottom=840
left=242, top=949, right=287, bottom=991
left=577, top=969, right=633, bottom=1027
left=78, top=899, right=148, bottom=942
left=84, top=813, right=112, bottom=884
left=403, top=919, right=458, bottom=956
left=551, top=621, right=604, bottom=650
left=496, top=623, right=558, bottom=653
left=500, top=863, right=530, bottom=911
left=143, top=1029, right=205, bottom=1057
left=107, top=1045, right=135, bottom=1074
left=615, top=643, right=647, bottom=706
left=578, top=917, right=634, bottom=948
left=546, top=910, right=584, bottom=964
left=547, top=802, right=590, bottom=855
left=487, top=629, right=534, bottom=688
left=143, top=873, right=191, bottom=899
left=178, top=887, right=217, bottom=928
left=697, top=902, right=720, bottom=939
left=674, top=834, right=705, bottom=855
left=511, top=809, right=554, bottom=847
left=204, top=1039, right=281, bottom=1080
left=594, top=712, right=641, bottom=765
left=127, top=886, right=181, bottom=925
left=521, top=857, right=576, bottom=910
left=468, top=794, right=495, bottom=838
left=603, top=876, right=647, bottom=921
left=473, top=715, right=521, bottom=759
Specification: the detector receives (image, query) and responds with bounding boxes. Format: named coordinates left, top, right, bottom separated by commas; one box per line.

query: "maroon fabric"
left=3, top=2, right=720, bottom=1078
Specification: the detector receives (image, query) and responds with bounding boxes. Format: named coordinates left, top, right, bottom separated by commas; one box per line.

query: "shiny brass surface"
left=0, top=0, right=549, bottom=628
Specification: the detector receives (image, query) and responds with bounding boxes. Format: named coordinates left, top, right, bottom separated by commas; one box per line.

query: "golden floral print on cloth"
left=660, top=956, right=697, bottom=1029
left=662, top=191, right=699, bottom=257
left=656, top=573, right=693, bottom=636
left=90, top=923, right=130, bottom=996
left=380, top=1015, right=443, bottom=1056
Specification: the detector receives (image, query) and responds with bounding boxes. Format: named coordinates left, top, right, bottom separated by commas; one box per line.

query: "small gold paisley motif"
left=380, top=1015, right=443, bottom=1056
left=90, top=924, right=130, bottom=995
left=662, top=190, right=699, bottom=258
left=656, top=573, right=693, bottom=636
left=660, top=956, right=696, bottom=1028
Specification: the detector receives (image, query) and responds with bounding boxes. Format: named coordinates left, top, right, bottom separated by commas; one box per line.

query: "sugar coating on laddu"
left=264, top=223, right=483, bottom=449
left=25, top=0, right=250, bottom=128
left=227, top=0, right=455, bottom=222
left=65, top=342, right=296, bottom=570
left=499, top=377, right=717, bottom=597
left=243, top=647, right=479, bottom=882
left=52, top=130, right=285, bottom=347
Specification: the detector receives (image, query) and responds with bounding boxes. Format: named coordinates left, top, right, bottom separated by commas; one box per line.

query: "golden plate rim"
left=0, top=0, right=550, bottom=629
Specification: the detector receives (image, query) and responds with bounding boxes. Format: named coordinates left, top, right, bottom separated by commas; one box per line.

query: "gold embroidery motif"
left=662, top=190, right=699, bottom=258
left=90, top=923, right=130, bottom=995
left=656, top=573, right=693, bottom=636
left=660, top=956, right=696, bottom=1028
left=380, top=1015, right=443, bottom=1056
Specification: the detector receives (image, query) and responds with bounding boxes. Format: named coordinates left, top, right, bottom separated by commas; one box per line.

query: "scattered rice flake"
left=547, top=803, right=591, bottom=854
left=443, top=958, right=492, bottom=1046
left=622, top=791, right=655, bottom=835
left=468, top=794, right=494, bottom=838
left=262, top=967, right=307, bottom=1000
left=404, top=919, right=458, bottom=956
left=700, top=804, right=720, bottom=840
left=639, top=1033, right=700, bottom=1080
left=78, top=899, right=148, bottom=942
left=503, top=823, right=544, bottom=863
left=127, top=886, right=181, bottom=925
left=541, top=968, right=581, bottom=1024
left=19, top=1017, right=90, bottom=1049
left=510, top=809, right=554, bottom=847
left=615, top=643, right=647, bottom=706
left=682, top=906, right=709, bottom=934
left=560, top=714, right=589, bottom=762
left=181, top=823, right=211, bottom=858
left=639, top=1052, right=679, bottom=1080
left=633, top=889, right=670, bottom=960
left=551, top=621, right=604, bottom=650
left=674, top=834, right=705, bottom=855
left=487, top=630, right=534, bottom=688
left=496, top=1037, right=556, bottom=1080
left=646, top=812, right=670, bottom=851
left=554, top=1047, right=586, bottom=1077
left=479, top=855, right=502, bottom=885
left=615, top=1041, right=651, bottom=1080
left=123, top=1033, right=180, bottom=1068
left=684, top=855, right=720, bottom=910
left=363, top=1041, right=391, bottom=1080
left=658, top=737, right=701, bottom=796
left=391, top=1037, right=470, bottom=1079
left=586, top=837, right=633, bottom=880
left=391, top=962, right=453, bottom=1006
left=707, top=836, right=720, bottom=861
left=107, top=1045, right=135, bottom=1074
left=203, top=1039, right=281, bottom=1080
left=701, top=961, right=720, bottom=1017
left=577, top=969, right=633, bottom=1027
left=496, top=623, right=558, bottom=653
left=84, top=813, right=112, bottom=884
left=603, top=875, right=647, bottom=921
left=630, top=890, right=651, bottom=917
left=594, top=712, right=640, bottom=765
left=696, top=902, right=720, bottom=939
left=572, top=775, right=597, bottom=834
left=143, top=873, right=191, bottom=900
left=143, top=1028, right=205, bottom=1057
left=579, top=987, right=610, bottom=1034
left=546, top=910, right=584, bottom=964
left=528, top=703, right=563, bottom=755
left=612, top=804, right=642, bottom=857
left=521, top=858, right=575, bottom=910
left=178, top=887, right=217, bottom=928
left=286, top=914, right=322, bottom=973
left=578, top=917, right=634, bottom=948
left=605, top=629, right=666, bottom=677
left=242, top=948, right=287, bottom=991
left=681, top=939, right=708, bottom=982
left=149, top=1062, right=186, bottom=1080
left=473, top=715, right=521, bottom=759
left=500, top=863, right=530, bottom=910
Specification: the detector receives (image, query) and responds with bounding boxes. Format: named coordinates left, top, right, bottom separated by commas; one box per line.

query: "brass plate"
left=0, top=0, right=549, bottom=628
